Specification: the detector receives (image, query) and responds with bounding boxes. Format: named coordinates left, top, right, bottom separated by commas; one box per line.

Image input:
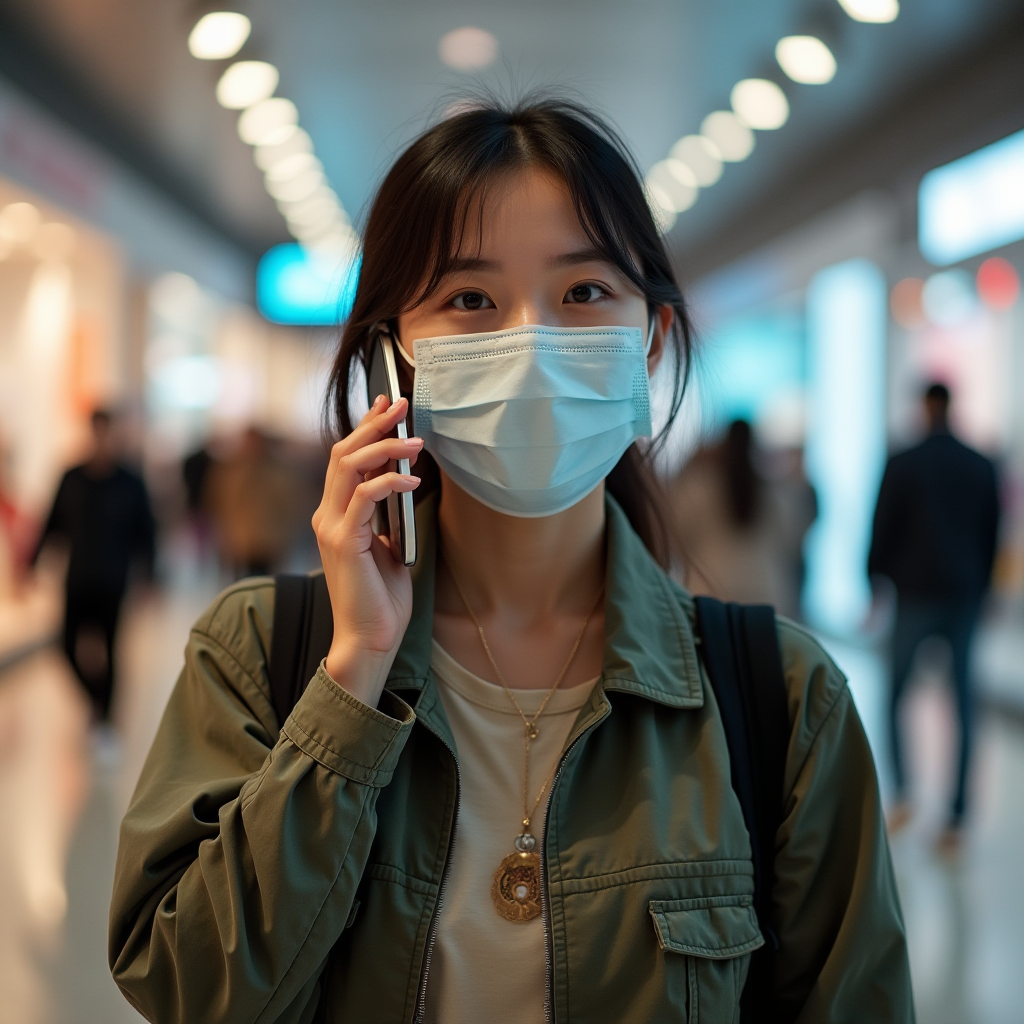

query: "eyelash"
left=565, top=282, right=609, bottom=303
left=447, top=281, right=611, bottom=310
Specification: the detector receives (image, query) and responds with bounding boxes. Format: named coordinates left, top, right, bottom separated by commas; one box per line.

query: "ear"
left=646, top=304, right=674, bottom=377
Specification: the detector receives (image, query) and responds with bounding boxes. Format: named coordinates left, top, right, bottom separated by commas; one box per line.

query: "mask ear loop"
left=394, top=337, right=417, bottom=369
left=644, top=316, right=656, bottom=356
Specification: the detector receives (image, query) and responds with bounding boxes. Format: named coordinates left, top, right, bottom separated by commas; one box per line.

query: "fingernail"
left=374, top=394, right=387, bottom=409
left=403, top=437, right=423, bottom=447
left=404, top=475, right=421, bottom=484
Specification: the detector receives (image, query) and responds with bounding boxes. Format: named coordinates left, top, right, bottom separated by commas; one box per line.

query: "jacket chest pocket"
left=649, top=895, right=764, bottom=1024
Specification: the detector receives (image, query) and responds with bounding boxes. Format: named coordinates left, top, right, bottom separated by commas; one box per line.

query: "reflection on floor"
left=0, top=576, right=1022, bottom=1023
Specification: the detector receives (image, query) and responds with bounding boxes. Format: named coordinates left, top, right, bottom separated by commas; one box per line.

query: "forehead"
left=455, top=166, right=590, bottom=257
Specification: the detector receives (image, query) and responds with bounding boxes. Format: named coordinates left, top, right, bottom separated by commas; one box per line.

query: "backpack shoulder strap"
left=269, top=572, right=334, bottom=729
left=694, top=596, right=790, bottom=1022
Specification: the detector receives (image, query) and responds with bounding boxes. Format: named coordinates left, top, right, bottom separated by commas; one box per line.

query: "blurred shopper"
left=181, top=441, right=215, bottom=563
left=33, top=409, right=156, bottom=723
left=111, top=100, right=911, bottom=1023
left=206, top=427, right=298, bottom=578
left=869, top=382, right=999, bottom=847
left=668, top=419, right=814, bottom=618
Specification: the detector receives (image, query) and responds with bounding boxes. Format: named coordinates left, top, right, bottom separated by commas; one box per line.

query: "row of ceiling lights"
left=187, top=11, right=358, bottom=260
left=646, top=0, right=900, bottom=233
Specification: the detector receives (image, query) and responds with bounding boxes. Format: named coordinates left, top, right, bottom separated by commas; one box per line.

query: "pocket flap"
left=649, top=896, right=764, bottom=959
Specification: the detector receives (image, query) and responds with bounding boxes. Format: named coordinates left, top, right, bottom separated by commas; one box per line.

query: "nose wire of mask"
left=392, top=322, right=654, bottom=518
left=392, top=317, right=655, bottom=368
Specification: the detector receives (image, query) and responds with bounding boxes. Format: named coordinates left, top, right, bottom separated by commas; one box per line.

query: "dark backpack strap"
left=694, top=596, right=790, bottom=1023
left=270, top=572, right=334, bottom=729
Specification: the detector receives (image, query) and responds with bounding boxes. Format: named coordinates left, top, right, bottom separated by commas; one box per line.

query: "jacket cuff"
left=281, top=661, right=415, bottom=785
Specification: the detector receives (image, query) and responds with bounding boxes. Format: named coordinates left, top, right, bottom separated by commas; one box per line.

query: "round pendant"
left=491, top=850, right=541, bottom=922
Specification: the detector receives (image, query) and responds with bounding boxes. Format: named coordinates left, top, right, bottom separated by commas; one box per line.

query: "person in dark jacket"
left=868, top=382, right=999, bottom=846
left=34, top=409, right=156, bottom=722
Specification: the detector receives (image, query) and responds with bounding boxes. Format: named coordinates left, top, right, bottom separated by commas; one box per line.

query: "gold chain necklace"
left=445, top=556, right=603, bottom=922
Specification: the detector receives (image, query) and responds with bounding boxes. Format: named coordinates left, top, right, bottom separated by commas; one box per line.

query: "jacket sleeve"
left=108, top=580, right=415, bottom=1024
left=772, top=621, right=915, bottom=1023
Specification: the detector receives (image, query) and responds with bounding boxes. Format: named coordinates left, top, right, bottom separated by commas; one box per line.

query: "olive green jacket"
left=110, top=496, right=914, bottom=1023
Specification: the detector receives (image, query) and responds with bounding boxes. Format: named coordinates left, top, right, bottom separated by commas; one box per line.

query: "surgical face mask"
left=394, top=322, right=654, bottom=517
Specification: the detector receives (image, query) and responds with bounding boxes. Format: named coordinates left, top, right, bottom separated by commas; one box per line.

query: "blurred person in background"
left=181, top=439, right=215, bottom=563
left=667, top=418, right=814, bottom=619
left=206, top=426, right=299, bottom=578
left=32, top=408, right=156, bottom=725
left=869, top=382, right=1000, bottom=850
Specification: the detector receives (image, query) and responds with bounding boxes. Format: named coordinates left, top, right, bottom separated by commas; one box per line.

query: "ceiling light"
left=776, top=36, right=837, bottom=84
left=238, top=97, right=298, bottom=146
left=292, top=218, right=346, bottom=242
left=278, top=184, right=339, bottom=213
left=0, top=201, right=41, bottom=244
left=976, top=258, right=1019, bottom=311
left=279, top=189, right=340, bottom=221
left=890, top=278, right=925, bottom=329
left=254, top=128, right=313, bottom=171
left=731, top=79, right=789, bottom=130
left=669, top=136, right=723, bottom=187
left=33, top=222, right=77, bottom=261
left=922, top=270, right=976, bottom=327
left=265, top=152, right=322, bottom=183
left=285, top=200, right=342, bottom=228
left=216, top=61, right=279, bottom=109
left=647, top=161, right=698, bottom=213
left=438, top=27, right=499, bottom=70
left=265, top=168, right=325, bottom=203
left=836, top=0, right=899, bottom=23
left=188, top=12, right=251, bottom=59
left=700, top=111, right=755, bottom=161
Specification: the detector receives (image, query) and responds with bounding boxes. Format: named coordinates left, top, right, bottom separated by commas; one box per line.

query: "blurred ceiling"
left=0, top=0, right=1021, bottom=276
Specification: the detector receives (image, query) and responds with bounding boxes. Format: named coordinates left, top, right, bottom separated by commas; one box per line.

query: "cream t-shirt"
left=422, top=640, right=597, bottom=1024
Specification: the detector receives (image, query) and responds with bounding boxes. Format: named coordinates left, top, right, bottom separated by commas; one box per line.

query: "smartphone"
left=366, top=331, right=417, bottom=566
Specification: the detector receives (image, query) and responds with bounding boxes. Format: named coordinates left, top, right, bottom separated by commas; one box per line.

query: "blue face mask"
left=395, top=322, right=654, bottom=517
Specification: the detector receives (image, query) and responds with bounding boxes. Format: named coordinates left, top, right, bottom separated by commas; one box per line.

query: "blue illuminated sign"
left=919, top=129, right=1024, bottom=266
left=257, top=243, right=360, bottom=325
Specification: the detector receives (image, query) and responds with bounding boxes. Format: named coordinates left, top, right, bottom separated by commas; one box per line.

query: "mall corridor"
left=1, top=0, right=1023, bottom=1020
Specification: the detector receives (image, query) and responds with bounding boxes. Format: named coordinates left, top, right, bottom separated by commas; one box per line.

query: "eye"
left=451, top=291, right=495, bottom=311
left=564, top=282, right=607, bottom=304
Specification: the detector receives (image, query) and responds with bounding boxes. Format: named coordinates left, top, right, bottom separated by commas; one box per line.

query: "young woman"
left=110, top=100, right=913, bottom=1023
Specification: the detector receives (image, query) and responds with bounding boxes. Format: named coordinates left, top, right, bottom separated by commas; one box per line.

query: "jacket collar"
left=385, top=490, right=703, bottom=710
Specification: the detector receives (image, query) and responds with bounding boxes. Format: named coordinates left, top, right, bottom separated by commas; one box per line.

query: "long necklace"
left=446, top=558, right=603, bottom=922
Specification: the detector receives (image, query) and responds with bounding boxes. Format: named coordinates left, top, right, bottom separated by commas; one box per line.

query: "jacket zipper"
left=539, top=703, right=609, bottom=1023
left=413, top=744, right=460, bottom=1024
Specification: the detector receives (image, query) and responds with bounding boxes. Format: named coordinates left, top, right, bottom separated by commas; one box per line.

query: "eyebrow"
left=446, top=255, right=502, bottom=274
left=547, top=246, right=614, bottom=269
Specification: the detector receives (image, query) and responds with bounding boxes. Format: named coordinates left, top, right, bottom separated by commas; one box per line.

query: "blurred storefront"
left=683, top=130, right=1024, bottom=637
left=0, top=72, right=332, bottom=612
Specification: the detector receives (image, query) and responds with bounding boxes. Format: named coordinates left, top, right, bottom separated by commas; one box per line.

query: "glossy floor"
left=0, top=576, right=1022, bottom=1023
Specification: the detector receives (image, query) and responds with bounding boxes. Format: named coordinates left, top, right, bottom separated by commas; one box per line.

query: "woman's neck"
left=435, top=472, right=606, bottom=624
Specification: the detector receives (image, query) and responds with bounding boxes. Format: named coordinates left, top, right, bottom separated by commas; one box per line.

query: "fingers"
left=318, top=396, right=420, bottom=525
left=346, top=472, right=420, bottom=529
left=345, top=396, right=412, bottom=457
left=331, top=436, right=422, bottom=512
left=321, top=393, right=401, bottom=497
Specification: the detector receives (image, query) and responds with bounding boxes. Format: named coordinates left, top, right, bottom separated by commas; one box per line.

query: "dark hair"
left=924, top=382, right=950, bottom=408
left=722, top=419, right=759, bottom=528
left=326, top=96, right=694, bottom=564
